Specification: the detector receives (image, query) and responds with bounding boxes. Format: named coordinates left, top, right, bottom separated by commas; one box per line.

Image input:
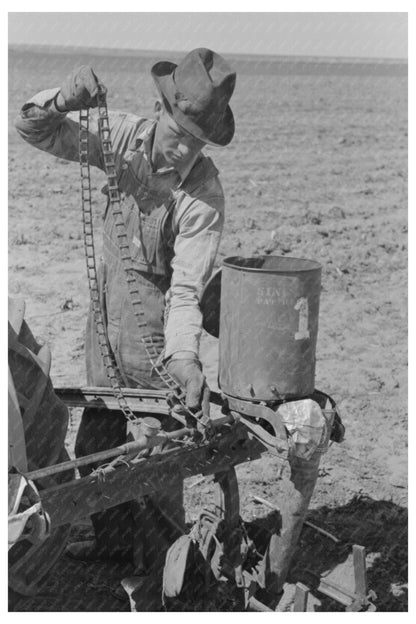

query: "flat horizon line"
left=8, top=42, right=408, bottom=65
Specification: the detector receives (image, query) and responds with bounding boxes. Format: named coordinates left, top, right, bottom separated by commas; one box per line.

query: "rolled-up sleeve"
left=164, top=191, right=224, bottom=359
left=15, top=88, right=146, bottom=171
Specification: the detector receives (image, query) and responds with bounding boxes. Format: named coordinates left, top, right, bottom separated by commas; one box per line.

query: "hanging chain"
left=80, top=108, right=138, bottom=421
left=79, top=89, right=201, bottom=424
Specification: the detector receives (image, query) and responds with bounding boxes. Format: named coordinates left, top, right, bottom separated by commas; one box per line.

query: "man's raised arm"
left=15, top=66, right=142, bottom=171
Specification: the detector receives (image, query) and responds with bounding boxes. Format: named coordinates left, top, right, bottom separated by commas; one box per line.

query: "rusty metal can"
left=219, top=255, right=322, bottom=401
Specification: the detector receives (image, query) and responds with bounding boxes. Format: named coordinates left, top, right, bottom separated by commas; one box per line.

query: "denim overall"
left=75, top=131, right=219, bottom=570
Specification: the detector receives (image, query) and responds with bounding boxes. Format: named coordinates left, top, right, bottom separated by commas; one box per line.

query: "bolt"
left=141, top=416, right=161, bottom=438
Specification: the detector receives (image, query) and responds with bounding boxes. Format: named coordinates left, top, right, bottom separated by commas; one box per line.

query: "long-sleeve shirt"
left=15, top=88, right=225, bottom=360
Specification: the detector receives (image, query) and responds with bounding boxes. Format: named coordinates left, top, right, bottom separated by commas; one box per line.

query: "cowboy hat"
left=151, top=48, right=236, bottom=147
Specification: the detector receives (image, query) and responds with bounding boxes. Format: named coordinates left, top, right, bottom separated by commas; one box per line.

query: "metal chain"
left=80, top=108, right=138, bottom=421
left=79, top=90, right=199, bottom=423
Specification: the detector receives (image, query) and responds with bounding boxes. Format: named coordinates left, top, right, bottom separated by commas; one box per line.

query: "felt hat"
left=151, top=48, right=236, bottom=147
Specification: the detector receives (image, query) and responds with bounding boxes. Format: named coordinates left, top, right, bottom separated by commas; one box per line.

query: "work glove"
left=59, top=65, right=107, bottom=111
left=166, top=357, right=211, bottom=435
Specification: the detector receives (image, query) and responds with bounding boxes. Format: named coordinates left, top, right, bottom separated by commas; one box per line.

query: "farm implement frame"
left=9, top=385, right=376, bottom=612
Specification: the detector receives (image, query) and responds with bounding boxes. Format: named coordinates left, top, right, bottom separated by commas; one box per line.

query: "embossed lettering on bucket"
left=219, top=255, right=322, bottom=401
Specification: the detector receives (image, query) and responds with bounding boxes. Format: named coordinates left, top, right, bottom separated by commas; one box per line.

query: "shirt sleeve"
left=14, top=88, right=146, bottom=171
left=163, top=190, right=225, bottom=359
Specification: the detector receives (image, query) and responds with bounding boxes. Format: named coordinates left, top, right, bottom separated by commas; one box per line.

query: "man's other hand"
left=58, top=66, right=107, bottom=112
left=166, top=356, right=211, bottom=430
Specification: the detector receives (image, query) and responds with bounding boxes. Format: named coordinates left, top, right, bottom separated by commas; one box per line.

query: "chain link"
left=79, top=91, right=198, bottom=423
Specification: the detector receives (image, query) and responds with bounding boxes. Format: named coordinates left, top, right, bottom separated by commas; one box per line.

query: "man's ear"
left=154, top=99, right=163, bottom=120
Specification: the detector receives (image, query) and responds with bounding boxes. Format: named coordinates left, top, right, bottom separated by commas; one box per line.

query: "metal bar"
left=25, top=427, right=189, bottom=480
left=227, top=397, right=288, bottom=455
left=38, top=434, right=264, bottom=527
left=293, top=583, right=310, bottom=612
left=55, top=386, right=171, bottom=414
left=25, top=413, right=236, bottom=481
left=214, top=468, right=242, bottom=585
left=215, top=468, right=240, bottom=527
left=230, top=411, right=287, bottom=466
left=353, top=545, right=368, bottom=599
left=56, top=386, right=170, bottom=399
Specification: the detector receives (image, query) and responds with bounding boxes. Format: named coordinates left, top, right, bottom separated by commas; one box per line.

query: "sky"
left=8, top=11, right=408, bottom=60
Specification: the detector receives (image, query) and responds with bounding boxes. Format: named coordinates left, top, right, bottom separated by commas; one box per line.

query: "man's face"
left=152, top=102, right=206, bottom=171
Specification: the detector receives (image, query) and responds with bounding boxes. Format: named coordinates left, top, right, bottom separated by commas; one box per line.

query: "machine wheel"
left=8, top=298, right=74, bottom=598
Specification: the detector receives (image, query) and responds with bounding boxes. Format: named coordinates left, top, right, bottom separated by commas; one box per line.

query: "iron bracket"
left=317, top=545, right=377, bottom=611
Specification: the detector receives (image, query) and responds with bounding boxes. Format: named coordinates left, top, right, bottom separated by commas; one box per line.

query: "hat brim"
left=151, top=61, right=235, bottom=147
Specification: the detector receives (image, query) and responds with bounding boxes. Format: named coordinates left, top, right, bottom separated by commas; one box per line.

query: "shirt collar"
left=140, top=120, right=201, bottom=185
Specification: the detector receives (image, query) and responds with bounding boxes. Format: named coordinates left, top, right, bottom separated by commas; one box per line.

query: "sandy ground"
left=8, top=48, right=407, bottom=611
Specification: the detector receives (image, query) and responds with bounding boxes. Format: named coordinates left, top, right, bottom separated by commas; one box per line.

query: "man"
left=15, top=48, right=236, bottom=576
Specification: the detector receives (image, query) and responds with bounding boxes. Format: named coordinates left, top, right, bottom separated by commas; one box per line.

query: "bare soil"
left=8, top=47, right=407, bottom=611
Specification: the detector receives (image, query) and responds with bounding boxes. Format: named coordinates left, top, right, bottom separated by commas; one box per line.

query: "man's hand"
left=166, top=356, right=211, bottom=432
left=57, top=66, right=107, bottom=112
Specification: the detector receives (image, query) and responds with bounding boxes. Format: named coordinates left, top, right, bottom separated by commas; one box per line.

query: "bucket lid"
left=223, top=255, right=322, bottom=274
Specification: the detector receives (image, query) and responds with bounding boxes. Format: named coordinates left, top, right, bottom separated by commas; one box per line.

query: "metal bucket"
left=219, top=255, right=322, bottom=401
